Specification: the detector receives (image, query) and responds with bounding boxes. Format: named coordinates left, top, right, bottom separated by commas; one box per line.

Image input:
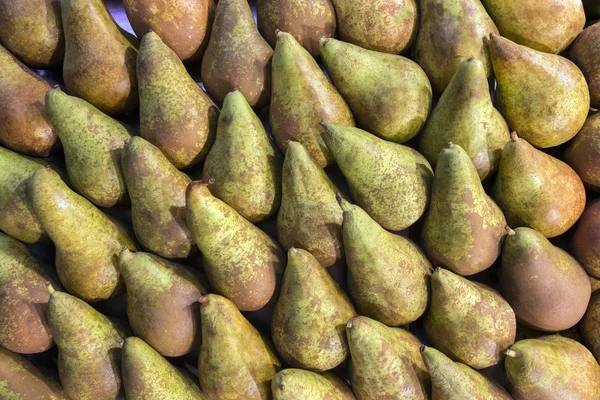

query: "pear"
left=419, top=58, right=509, bottom=180
left=570, top=22, right=600, bottom=109
left=339, top=197, right=431, bottom=326
left=271, top=248, right=356, bottom=371
left=198, top=294, right=279, bottom=399
left=415, top=0, right=498, bottom=93
left=271, top=369, right=355, bottom=400
left=123, top=0, right=215, bottom=63
left=319, top=38, right=432, bottom=143
left=257, top=0, right=336, bottom=57
left=0, top=44, right=57, bottom=157
left=203, top=90, right=282, bottom=223
left=324, top=123, right=433, bottom=232
left=421, top=346, right=511, bottom=399
left=28, top=168, right=136, bottom=302
left=0, top=346, right=69, bottom=399
left=122, top=136, right=195, bottom=259
left=493, top=133, right=586, bottom=238
left=422, top=143, right=506, bottom=275
left=0, top=0, right=64, bottom=68
left=270, top=31, right=354, bottom=167
left=330, top=0, right=417, bottom=54
left=346, top=316, right=429, bottom=400
left=488, top=34, right=589, bottom=148
left=591, top=276, right=600, bottom=293
left=572, top=200, right=600, bottom=278
left=47, top=286, right=129, bottom=400
left=580, top=291, right=600, bottom=360
left=138, top=31, right=218, bottom=169
left=565, top=114, right=600, bottom=191
left=186, top=180, right=284, bottom=311
left=46, top=88, right=133, bottom=208
left=276, top=141, right=343, bottom=267
left=201, top=0, right=273, bottom=108
left=505, top=336, right=600, bottom=399
left=122, top=337, right=207, bottom=400
left=425, top=268, right=516, bottom=369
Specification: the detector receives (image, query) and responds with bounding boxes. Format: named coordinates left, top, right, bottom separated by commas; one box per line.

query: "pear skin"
left=271, top=369, right=355, bottom=400
left=572, top=199, right=600, bottom=278
left=565, top=114, right=600, bottom=191
left=580, top=291, right=600, bottom=361
left=569, top=22, right=600, bottom=109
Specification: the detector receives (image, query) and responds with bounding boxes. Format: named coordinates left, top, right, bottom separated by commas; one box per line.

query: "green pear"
left=122, top=136, right=195, bottom=259
left=271, top=369, right=355, bottom=400
left=493, top=133, right=586, bottom=238
left=46, top=87, right=133, bottom=208
left=580, top=291, right=600, bottom=360
left=569, top=22, right=600, bottom=109
left=422, top=143, right=506, bottom=275
left=276, top=141, right=343, bottom=267
left=270, top=31, right=354, bottom=167
left=198, top=294, right=279, bottom=399
left=565, top=114, right=600, bottom=191
left=271, top=248, right=356, bottom=371
left=28, top=167, right=136, bottom=302
left=203, top=90, right=282, bottom=223
left=505, top=336, right=600, bottom=399
left=571, top=199, right=600, bottom=278
left=319, top=38, right=432, bottom=143
left=488, top=34, right=589, bottom=148
left=339, top=197, right=431, bottom=326
left=324, top=123, right=433, bottom=232
left=415, top=0, right=498, bottom=93
left=419, top=58, right=509, bottom=180
left=122, top=337, right=208, bottom=400
left=186, top=180, right=284, bottom=311
left=138, top=31, right=218, bottom=169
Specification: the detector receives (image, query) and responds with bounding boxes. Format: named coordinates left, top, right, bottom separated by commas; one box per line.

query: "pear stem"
left=505, top=226, right=515, bottom=236
left=510, top=132, right=519, bottom=142
left=504, top=349, right=519, bottom=358
left=198, top=295, right=208, bottom=305
left=46, top=282, right=55, bottom=296
left=335, top=192, right=343, bottom=206
left=199, top=178, right=215, bottom=186
left=447, top=141, right=454, bottom=148
left=420, top=345, right=427, bottom=353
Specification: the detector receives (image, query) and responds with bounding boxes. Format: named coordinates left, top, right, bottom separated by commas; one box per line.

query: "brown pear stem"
left=335, top=192, right=343, bottom=206
left=447, top=141, right=454, bottom=148
left=504, top=349, right=519, bottom=358
left=510, top=132, right=519, bottom=142
left=505, top=226, right=515, bottom=236
left=199, top=178, right=215, bottom=185
left=198, top=295, right=208, bottom=305
left=420, top=345, right=427, bottom=353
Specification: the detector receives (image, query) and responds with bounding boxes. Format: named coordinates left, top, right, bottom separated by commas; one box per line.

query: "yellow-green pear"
left=271, top=369, right=355, bottom=400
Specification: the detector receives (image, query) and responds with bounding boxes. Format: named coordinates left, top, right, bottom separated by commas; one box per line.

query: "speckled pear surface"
left=186, top=181, right=284, bottom=311
left=28, top=168, right=136, bottom=302
left=198, top=294, right=279, bottom=400
left=203, top=90, right=282, bottom=223
left=570, top=22, right=600, bottom=109
left=270, top=31, right=354, bottom=167
left=271, top=369, right=355, bottom=400
left=420, top=58, right=509, bottom=180
left=565, top=114, right=600, bottom=191
left=580, top=291, right=600, bottom=360
left=571, top=200, right=600, bottom=278
left=271, top=248, right=356, bottom=371
left=422, top=143, right=506, bottom=275
left=276, top=141, right=344, bottom=267
left=488, top=34, right=589, bottom=148
left=138, top=31, right=218, bottom=169
left=61, top=0, right=138, bottom=115
left=122, top=136, right=195, bottom=259
left=319, top=38, right=432, bottom=143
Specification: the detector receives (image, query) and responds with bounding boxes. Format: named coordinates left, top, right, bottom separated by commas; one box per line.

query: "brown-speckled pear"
left=271, top=248, right=356, bottom=371
left=331, top=0, right=417, bottom=54
left=186, top=180, right=284, bottom=311
left=501, top=227, right=591, bottom=332
left=271, top=369, right=355, bottom=400
left=493, top=133, right=586, bottom=238
left=124, top=0, right=215, bottom=64
left=565, top=114, right=600, bottom=191
left=203, top=90, right=282, bottom=223
left=277, top=141, right=343, bottom=267
left=346, top=316, right=429, bottom=399
left=572, top=200, right=600, bottom=278
left=198, top=294, right=279, bottom=399
left=0, top=346, right=69, bottom=400
left=339, top=197, right=431, bottom=326
left=420, top=58, right=509, bottom=180
left=122, top=337, right=208, bottom=400
left=28, top=168, right=136, bottom=302
left=46, top=88, right=133, bottom=208
left=0, top=0, right=64, bottom=68
left=570, top=23, right=600, bottom=109
left=422, top=143, right=506, bottom=275
left=0, top=45, right=58, bottom=157
left=505, top=336, right=600, bottom=399
left=425, top=268, right=516, bottom=369
left=319, top=38, right=432, bottom=143
left=137, top=31, right=218, bottom=169
left=119, top=249, right=205, bottom=357
left=580, top=291, right=600, bottom=360
left=488, top=34, right=589, bottom=148
left=201, top=0, right=273, bottom=108
left=122, top=137, right=195, bottom=259
left=325, top=123, right=433, bottom=231
left=61, top=0, right=138, bottom=115
left=270, top=31, right=354, bottom=167
left=415, top=0, right=497, bottom=94
left=257, top=0, right=336, bottom=57
left=47, top=286, right=129, bottom=400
